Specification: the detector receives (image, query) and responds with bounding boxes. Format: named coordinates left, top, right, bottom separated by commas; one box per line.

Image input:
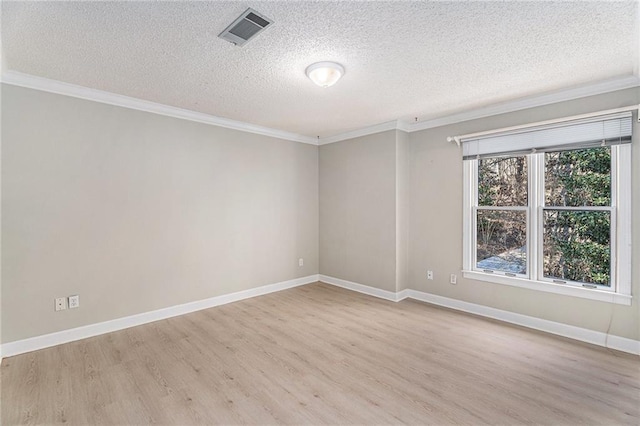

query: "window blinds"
left=462, top=111, right=632, bottom=160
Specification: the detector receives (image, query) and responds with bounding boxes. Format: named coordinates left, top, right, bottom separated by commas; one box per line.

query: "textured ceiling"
left=2, top=1, right=638, bottom=137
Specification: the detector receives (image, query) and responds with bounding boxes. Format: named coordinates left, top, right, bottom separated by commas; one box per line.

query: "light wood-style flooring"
left=1, top=282, right=639, bottom=425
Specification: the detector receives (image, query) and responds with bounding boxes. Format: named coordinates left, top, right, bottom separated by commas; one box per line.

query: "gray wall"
left=396, top=130, right=410, bottom=291
left=1, top=85, right=319, bottom=343
left=2, top=82, right=639, bottom=346
left=318, top=87, right=638, bottom=342
left=409, top=87, right=640, bottom=341
left=319, top=129, right=409, bottom=293
left=0, top=80, right=3, bottom=354
left=319, top=131, right=398, bottom=292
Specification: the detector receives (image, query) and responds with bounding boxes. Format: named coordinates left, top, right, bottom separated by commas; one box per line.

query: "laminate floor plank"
left=2, top=282, right=639, bottom=425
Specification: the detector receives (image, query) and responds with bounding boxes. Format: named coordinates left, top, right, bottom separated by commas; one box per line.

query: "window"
left=476, top=156, right=528, bottom=276
left=462, top=111, right=632, bottom=305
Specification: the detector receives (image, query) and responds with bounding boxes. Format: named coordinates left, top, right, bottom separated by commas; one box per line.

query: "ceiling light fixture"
left=305, top=61, right=345, bottom=88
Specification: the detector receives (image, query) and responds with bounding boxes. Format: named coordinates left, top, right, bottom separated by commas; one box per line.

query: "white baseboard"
left=319, top=278, right=640, bottom=356
left=319, top=275, right=404, bottom=302
left=1, top=274, right=320, bottom=359
left=3, top=275, right=637, bottom=360
left=403, top=289, right=640, bottom=356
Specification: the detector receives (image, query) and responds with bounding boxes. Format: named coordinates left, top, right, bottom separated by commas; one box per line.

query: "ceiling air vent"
left=218, top=8, right=273, bottom=47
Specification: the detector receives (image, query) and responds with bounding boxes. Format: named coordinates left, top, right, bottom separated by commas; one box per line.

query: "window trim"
left=462, top=144, right=632, bottom=306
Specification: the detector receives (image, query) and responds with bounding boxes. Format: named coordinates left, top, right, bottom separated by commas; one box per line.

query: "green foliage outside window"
left=545, top=148, right=611, bottom=207
left=544, top=147, right=611, bottom=286
left=477, top=157, right=527, bottom=272
left=477, top=147, right=611, bottom=286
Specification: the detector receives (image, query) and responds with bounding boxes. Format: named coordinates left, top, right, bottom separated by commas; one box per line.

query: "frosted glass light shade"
left=306, top=62, right=345, bottom=87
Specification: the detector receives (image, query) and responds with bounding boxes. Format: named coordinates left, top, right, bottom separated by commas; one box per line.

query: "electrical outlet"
left=68, top=295, right=80, bottom=309
left=427, top=270, right=433, bottom=280
left=55, top=297, right=67, bottom=311
left=298, top=258, right=304, bottom=267
left=450, top=274, right=457, bottom=285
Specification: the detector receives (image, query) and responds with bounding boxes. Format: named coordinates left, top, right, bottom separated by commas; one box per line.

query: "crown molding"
left=316, top=75, right=639, bottom=145
left=318, top=120, right=405, bottom=145
left=3, top=71, right=638, bottom=147
left=405, top=75, right=640, bottom=134
left=0, top=71, right=319, bottom=145
left=396, top=120, right=412, bottom=132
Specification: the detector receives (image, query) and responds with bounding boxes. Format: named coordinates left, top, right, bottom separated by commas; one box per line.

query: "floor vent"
left=218, top=8, right=273, bottom=47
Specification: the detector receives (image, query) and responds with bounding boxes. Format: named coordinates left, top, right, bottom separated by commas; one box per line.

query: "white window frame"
left=463, top=144, right=632, bottom=306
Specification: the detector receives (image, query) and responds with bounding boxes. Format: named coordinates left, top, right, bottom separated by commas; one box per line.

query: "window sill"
left=462, top=271, right=632, bottom=306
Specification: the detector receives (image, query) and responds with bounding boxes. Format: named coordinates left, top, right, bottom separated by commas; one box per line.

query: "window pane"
left=478, top=156, right=527, bottom=206
left=543, top=210, right=611, bottom=286
left=545, top=147, right=611, bottom=207
left=476, top=210, right=527, bottom=274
